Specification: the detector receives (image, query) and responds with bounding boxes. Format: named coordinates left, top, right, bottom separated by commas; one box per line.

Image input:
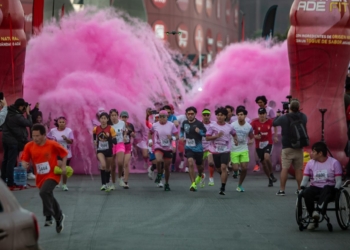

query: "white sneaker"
left=119, top=179, right=126, bottom=187
left=62, top=184, right=68, bottom=191
left=179, top=161, right=184, bottom=169
left=109, top=183, right=115, bottom=190
left=185, top=167, right=189, bottom=173
left=157, top=181, right=164, bottom=188
left=148, top=166, right=154, bottom=180
left=208, top=177, right=214, bottom=186
left=27, top=173, right=36, bottom=180
left=100, top=185, right=107, bottom=191
left=312, top=211, right=320, bottom=221
left=200, top=173, right=206, bottom=188
left=307, top=221, right=319, bottom=230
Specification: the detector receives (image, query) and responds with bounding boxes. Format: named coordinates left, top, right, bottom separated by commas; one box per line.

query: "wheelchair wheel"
left=335, top=189, right=350, bottom=230
left=296, top=194, right=309, bottom=231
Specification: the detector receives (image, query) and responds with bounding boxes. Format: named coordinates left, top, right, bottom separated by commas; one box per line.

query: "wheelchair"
left=296, top=188, right=350, bottom=231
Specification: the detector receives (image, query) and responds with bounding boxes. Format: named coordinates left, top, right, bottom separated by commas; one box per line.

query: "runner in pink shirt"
left=149, top=110, right=178, bottom=191
left=206, top=107, right=238, bottom=195
left=300, top=142, right=343, bottom=230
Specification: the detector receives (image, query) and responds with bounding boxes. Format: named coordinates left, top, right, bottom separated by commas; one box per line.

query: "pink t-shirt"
left=47, top=127, right=74, bottom=158
left=303, top=157, right=343, bottom=188
left=150, top=121, right=178, bottom=151
left=202, top=121, right=215, bottom=151
left=206, top=122, right=236, bottom=153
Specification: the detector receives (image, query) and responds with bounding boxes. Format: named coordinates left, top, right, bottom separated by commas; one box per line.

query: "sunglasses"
left=159, top=115, right=167, bottom=118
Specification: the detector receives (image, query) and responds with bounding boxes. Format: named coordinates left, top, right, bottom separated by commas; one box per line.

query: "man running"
left=180, top=107, right=207, bottom=191
left=251, top=108, right=278, bottom=187
left=21, top=124, right=67, bottom=233
left=202, top=109, right=215, bottom=186
left=206, top=107, right=238, bottom=195
left=149, top=110, right=178, bottom=191
left=230, top=108, right=254, bottom=192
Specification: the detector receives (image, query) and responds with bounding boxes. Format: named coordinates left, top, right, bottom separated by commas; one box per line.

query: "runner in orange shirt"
left=21, top=124, right=68, bottom=234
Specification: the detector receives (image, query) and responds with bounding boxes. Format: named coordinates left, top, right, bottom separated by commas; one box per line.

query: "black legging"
left=302, top=185, right=336, bottom=215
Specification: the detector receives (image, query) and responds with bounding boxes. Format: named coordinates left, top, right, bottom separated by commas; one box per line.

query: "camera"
left=277, top=95, right=292, bottom=115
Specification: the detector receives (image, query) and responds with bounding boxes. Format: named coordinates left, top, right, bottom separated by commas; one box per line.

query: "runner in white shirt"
left=47, top=116, right=74, bottom=191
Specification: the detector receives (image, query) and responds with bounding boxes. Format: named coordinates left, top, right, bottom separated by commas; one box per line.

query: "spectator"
left=1, top=98, right=32, bottom=188
left=0, top=97, right=8, bottom=126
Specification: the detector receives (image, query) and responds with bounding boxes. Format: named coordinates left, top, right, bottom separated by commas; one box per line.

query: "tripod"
left=319, top=109, right=333, bottom=157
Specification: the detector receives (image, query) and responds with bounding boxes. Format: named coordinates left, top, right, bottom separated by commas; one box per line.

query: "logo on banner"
left=297, top=0, right=348, bottom=12
left=206, top=0, right=212, bottom=17
left=177, top=0, right=189, bottom=11
left=152, top=0, right=167, bottom=9
left=195, top=24, right=204, bottom=52
left=177, top=23, right=189, bottom=49
left=153, top=20, right=167, bottom=41
left=195, top=0, right=203, bottom=13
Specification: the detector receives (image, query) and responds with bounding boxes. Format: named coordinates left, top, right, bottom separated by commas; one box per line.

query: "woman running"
left=109, top=109, right=126, bottom=189
left=120, top=111, right=135, bottom=189
left=93, top=112, right=117, bottom=191
left=47, top=116, right=74, bottom=191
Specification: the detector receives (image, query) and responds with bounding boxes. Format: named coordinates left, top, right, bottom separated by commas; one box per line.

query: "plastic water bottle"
left=14, top=163, right=27, bottom=187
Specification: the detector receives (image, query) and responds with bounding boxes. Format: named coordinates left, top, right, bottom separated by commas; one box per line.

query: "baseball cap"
left=120, top=111, right=129, bottom=117
left=258, top=108, right=267, bottom=114
left=14, top=98, right=27, bottom=107
left=202, top=109, right=211, bottom=114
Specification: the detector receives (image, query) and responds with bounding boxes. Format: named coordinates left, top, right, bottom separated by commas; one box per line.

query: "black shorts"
left=97, top=150, right=113, bottom=158
left=212, top=152, right=231, bottom=168
left=154, top=149, right=173, bottom=159
left=185, top=149, right=203, bottom=166
left=57, top=156, right=71, bottom=166
left=256, top=144, right=273, bottom=162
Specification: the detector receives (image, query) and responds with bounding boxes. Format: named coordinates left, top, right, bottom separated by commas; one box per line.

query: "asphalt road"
left=13, top=172, right=350, bottom=250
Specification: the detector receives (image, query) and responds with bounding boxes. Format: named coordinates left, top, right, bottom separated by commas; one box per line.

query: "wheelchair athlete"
left=300, top=142, right=343, bottom=230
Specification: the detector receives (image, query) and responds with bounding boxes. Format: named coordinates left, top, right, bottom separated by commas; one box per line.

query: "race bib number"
left=259, top=141, right=269, bottom=149
left=36, top=162, right=50, bottom=175
left=314, top=170, right=328, bottom=182
left=161, top=138, right=170, bottom=147
left=98, top=141, right=109, bottom=150
left=186, top=139, right=196, bottom=147
left=117, top=134, right=123, bottom=143
left=215, top=143, right=228, bottom=153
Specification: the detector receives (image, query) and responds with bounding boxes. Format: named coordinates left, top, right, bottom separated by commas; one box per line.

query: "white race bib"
left=215, top=143, right=228, bottom=153
left=314, top=170, right=328, bottom=182
left=161, top=138, right=170, bottom=147
left=186, top=139, right=196, bottom=147
left=98, top=141, right=109, bottom=150
left=36, top=162, right=50, bottom=175
left=117, top=134, right=124, bottom=143
left=259, top=141, right=269, bottom=149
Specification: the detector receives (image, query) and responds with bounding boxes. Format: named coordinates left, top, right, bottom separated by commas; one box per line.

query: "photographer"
left=273, top=99, right=308, bottom=196
left=1, top=98, right=33, bottom=188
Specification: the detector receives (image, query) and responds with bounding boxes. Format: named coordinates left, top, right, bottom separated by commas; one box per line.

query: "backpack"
left=287, top=113, right=309, bottom=148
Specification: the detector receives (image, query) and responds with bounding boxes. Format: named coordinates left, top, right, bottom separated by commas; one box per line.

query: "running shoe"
left=276, top=190, right=285, bottom=196
left=62, top=184, right=68, bottom=191
left=195, top=175, right=202, bottom=185
left=155, top=173, right=162, bottom=184
left=268, top=178, right=273, bottom=187
left=200, top=173, right=206, bottom=188
left=119, top=179, right=126, bottom=187
left=45, top=216, right=53, bottom=227
left=157, top=181, right=164, bottom=188
left=179, top=161, right=184, bottom=169
left=253, top=165, right=260, bottom=172
left=190, top=182, right=197, bottom=191
left=270, top=174, right=277, bottom=182
left=185, top=167, right=189, bottom=173
left=109, top=183, right=115, bottom=190
left=147, top=166, right=154, bottom=180
left=164, top=183, right=171, bottom=191
left=56, top=214, right=65, bottom=234
left=105, top=186, right=111, bottom=192
left=219, top=187, right=225, bottom=195
left=208, top=177, right=214, bottom=186
left=343, top=179, right=350, bottom=187
left=307, top=221, right=319, bottom=230
left=100, top=185, right=107, bottom=191
left=123, top=183, right=129, bottom=189
left=295, top=189, right=301, bottom=195
left=27, top=173, right=36, bottom=180
left=236, top=185, right=245, bottom=192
